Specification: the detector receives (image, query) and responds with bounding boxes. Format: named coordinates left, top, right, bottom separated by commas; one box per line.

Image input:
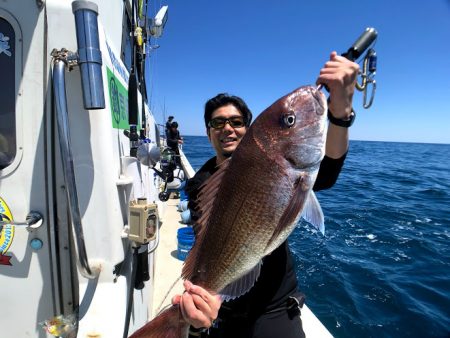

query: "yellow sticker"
left=0, top=197, right=14, bottom=265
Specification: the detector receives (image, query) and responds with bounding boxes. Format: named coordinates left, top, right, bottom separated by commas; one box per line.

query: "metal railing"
left=53, top=60, right=99, bottom=279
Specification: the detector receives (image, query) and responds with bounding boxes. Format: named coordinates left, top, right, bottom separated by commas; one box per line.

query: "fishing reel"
left=150, top=148, right=178, bottom=201
left=124, top=125, right=140, bottom=157
left=159, top=148, right=177, bottom=181
left=136, top=143, right=182, bottom=202
left=342, top=27, right=378, bottom=109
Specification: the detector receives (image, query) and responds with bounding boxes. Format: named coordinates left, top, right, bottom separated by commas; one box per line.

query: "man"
left=174, top=52, right=359, bottom=337
left=166, top=121, right=184, bottom=165
left=165, top=115, right=174, bottom=137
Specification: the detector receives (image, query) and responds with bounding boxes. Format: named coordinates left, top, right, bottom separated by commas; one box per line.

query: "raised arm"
left=316, top=51, right=360, bottom=159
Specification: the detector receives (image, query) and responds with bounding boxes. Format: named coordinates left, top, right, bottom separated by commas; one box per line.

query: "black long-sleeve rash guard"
left=183, top=153, right=346, bottom=335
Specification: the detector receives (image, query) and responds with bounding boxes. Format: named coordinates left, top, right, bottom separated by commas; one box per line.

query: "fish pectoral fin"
left=267, top=178, right=310, bottom=248
left=219, top=260, right=263, bottom=302
left=301, top=191, right=325, bottom=234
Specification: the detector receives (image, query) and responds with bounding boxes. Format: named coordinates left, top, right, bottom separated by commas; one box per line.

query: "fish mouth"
left=294, top=86, right=326, bottom=115
left=311, top=88, right=326, bottom=114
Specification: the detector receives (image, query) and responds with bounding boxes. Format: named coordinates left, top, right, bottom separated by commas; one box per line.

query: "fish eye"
left=282, top=113, right=296, bottom=128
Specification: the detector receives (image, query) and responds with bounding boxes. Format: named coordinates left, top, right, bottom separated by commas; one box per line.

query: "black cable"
left=128, top=0, right=139, bottom=126
left=123, top=247, right=139, bottom=338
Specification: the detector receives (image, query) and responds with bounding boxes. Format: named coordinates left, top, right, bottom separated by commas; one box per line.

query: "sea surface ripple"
left=183, top=137, right=450, bottom=338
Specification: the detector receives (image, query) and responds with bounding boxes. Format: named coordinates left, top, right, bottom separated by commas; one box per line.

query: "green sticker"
left=107, top=67, right=130, bottom=130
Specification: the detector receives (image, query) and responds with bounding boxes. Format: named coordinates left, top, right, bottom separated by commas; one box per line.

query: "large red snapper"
left=131, top=85, right=328, bottom=338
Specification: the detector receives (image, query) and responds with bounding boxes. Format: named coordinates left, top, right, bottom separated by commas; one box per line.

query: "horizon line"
left=180, top=135, right=450, bottom=146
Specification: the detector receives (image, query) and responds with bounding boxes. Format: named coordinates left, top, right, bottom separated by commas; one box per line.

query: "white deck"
left=151, top=195, right=333, bottom=337
left=151, top=196, right=185, bottom=316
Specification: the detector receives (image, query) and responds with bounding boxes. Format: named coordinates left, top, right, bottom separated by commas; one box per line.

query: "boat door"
left=0, top=3, right=71, bottom=337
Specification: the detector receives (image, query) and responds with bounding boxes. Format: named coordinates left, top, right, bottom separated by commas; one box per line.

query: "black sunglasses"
left=209, top=117, right=246, bottom=129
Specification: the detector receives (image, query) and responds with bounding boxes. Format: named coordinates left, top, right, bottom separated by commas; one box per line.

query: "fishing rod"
left=318, top=27, right=378, bottom=109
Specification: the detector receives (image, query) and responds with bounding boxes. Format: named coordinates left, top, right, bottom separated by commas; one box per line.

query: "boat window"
left=121, top=10, right=132, bottom=73
left=0, top=18, right=16, bottom=170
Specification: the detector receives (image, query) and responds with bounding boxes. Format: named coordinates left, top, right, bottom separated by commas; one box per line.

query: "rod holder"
left=72, top=0, right=105, bottom=109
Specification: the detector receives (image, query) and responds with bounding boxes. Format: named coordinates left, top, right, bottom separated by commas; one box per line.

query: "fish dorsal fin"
left=301, top=191, right=325, bottom=234
left=182, top=158, right=231, bottom=281
left=219, top=260, right=263, bottom=302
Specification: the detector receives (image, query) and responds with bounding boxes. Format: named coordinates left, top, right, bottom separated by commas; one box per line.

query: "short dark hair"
left=168, top=116, right=174, bottom=120
left=171, top=121, right=178, bottom=128
left=204, top=93, right=253, bottom=129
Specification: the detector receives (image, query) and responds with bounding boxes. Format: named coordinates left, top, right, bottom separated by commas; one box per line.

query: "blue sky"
left=145, top=1, right=450, bottom=144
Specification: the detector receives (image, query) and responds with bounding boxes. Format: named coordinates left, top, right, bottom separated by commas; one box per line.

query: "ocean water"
left=182, top=136, right=450, bottom=338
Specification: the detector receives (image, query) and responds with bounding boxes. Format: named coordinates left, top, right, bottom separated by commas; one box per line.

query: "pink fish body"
left=131, top=85, right=327, bottom=338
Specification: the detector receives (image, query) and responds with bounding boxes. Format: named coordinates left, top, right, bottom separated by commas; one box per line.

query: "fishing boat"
left=0, top=0, right=332, bottom=336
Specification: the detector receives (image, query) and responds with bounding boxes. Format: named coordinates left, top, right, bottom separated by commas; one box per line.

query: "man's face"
left=207, top=104, right=247, bottom=163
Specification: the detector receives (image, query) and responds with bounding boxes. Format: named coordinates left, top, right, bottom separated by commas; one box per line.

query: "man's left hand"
left=316, top=51, right=360, bottom=119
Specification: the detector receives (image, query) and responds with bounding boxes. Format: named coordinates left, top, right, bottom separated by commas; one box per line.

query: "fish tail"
left=129, top=304, right=189, bottom=338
